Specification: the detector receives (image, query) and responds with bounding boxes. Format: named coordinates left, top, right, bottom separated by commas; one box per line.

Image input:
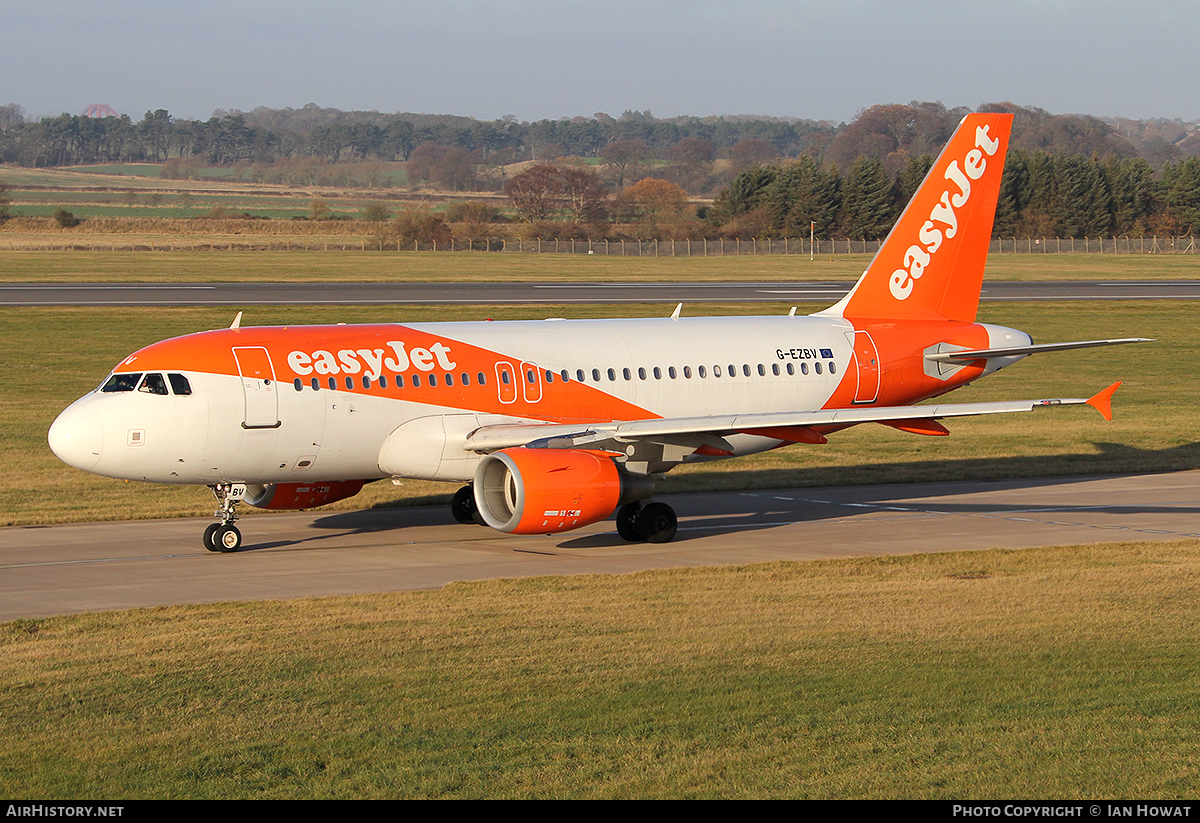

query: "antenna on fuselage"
left=229, top=311, right=242, bottom=330
left=671, top=303, right=683, bottom=320
left=788, top=307, right=797, bottom=317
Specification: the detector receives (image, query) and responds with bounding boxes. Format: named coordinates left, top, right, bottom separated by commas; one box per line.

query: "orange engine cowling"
left=473, top=448, right=652, bottom=535
left=244, top=480, right=365, bottom=510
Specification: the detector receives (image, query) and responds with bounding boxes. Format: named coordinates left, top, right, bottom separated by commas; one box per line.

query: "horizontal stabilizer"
left=925, top=338, right=1152, bottom=362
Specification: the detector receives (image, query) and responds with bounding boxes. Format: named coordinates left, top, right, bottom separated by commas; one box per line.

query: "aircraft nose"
left=48, top=402, right=104, bottom=472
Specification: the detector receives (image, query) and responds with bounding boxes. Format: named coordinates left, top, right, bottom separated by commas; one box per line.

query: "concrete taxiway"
left=3, top=471, right=1198, bottom=620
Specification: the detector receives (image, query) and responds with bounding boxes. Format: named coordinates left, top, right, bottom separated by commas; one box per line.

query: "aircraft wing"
left=464, top=383, right=1122, bottom=457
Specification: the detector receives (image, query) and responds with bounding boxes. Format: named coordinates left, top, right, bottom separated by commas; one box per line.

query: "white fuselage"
left=48, top=314, right=1026, bottom=489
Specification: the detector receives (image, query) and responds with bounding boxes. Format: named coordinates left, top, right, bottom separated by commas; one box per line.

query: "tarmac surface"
left=4, top=471, right=1199, bottom=620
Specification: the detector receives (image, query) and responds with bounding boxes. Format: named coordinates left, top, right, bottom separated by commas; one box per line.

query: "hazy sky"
left=6, top=0, right=1198, bottom=124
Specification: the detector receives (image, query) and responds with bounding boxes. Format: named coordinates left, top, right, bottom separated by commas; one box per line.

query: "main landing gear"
left=616, top=501, right=678, bottom=544
left=451, top=485, right=483, bottom=525
left=204, top=483, right=246, bottom=553
left=449, top=485, right=678, bottom=543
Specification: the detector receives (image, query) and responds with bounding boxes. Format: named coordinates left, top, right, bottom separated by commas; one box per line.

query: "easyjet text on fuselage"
left=286, top=340, right=457, bottom=380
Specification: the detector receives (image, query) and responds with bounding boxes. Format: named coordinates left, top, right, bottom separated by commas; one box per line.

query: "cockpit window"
left=101, top=373, right=142, bottom=393
left=138, top=373, right=169, bottom=395
left=168, top=373, right=192, bottom=396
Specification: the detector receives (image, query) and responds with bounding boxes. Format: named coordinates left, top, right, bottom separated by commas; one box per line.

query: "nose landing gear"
left=204, top=483, right=246, bottom=553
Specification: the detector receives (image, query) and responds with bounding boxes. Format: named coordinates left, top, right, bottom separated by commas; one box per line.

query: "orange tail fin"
left=821, top=112, right=1013, bottom=323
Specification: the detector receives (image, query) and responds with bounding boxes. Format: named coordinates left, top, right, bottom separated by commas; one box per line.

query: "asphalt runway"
left=4, top=471, right=1198, bottom=620
left=4, top=280, right=1200, bottom=306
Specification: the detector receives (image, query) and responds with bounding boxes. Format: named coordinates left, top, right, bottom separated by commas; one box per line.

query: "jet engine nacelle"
left=473, top=448, right=653, bottom=535
left=244, top=480, right=366, bottom=510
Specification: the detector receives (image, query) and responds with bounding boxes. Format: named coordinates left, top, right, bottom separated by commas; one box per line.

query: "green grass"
left=3, top=541, right=1199, bottom=798
left=0, top=301, right=1186, bottom=526
left=10, top=204, right=315, bottom=220
left=3, top=189, right=389, bottom=220
left=2, top=255, right=1196, bottom=799
left=2, top=250, right=1200, bottom=284
left=1, top=162, right=411, bottom=189
left=69, top=164, right=163, bottom=178
left=0, top=250, right=869, bottom=282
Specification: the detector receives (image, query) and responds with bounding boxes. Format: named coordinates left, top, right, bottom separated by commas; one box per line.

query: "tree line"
left=3, top=100, right=1199, bottom=237
left=3, top=100, right=1195, bottom=182
left=710, top=151, right=1200, bottom=239
left=0, top=103, right=831, bottom=173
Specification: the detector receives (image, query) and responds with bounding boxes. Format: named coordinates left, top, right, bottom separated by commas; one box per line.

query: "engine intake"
left=473, top=448, right=653, bottom=535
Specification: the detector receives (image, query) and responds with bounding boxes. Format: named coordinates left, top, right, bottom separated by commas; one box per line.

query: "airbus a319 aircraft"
left=49, top=113, right=1146, bottom=552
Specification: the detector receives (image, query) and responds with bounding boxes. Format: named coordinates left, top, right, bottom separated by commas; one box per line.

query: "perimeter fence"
left=2, top=236, right=1197, bottom=254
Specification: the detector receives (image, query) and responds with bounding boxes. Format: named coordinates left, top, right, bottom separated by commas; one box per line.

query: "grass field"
left=2, top=249, right=1200, bottom=283
left=1, top=163, right=412, bottom=190
left=0, top=299, right=1187, bottom=526
left=3, top=249, right=1199, bottom=798
left=4, top=541, right=1200, bottom=798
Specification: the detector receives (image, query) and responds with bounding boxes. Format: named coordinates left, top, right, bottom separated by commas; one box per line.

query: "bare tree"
left=504, top=165, right=608, bottom=223
left=504, top=165, right=565, bottom=221
left=600, top=139, right=649, bottom=189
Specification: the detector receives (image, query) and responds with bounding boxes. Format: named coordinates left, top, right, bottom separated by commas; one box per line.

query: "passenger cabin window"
left=102, top=373, right=142, bottom=393
left=139, top=373, right=168, bottom=395
left=168, top=373, right=192, bottom=395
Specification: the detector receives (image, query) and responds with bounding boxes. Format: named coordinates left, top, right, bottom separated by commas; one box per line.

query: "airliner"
left=48, top=113, right=1146, bottom=552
